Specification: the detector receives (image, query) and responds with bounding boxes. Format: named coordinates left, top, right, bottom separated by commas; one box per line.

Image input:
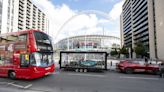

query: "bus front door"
left=18, top=54, right=31, bottom=78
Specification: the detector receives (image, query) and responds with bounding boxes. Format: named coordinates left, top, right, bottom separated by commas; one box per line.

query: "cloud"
left=31, top=0, right=124, bottom=43
left=32, top=0, right=75, bottom=41
left=63, top=14, right=98, bottom=32
left=109, top=0, right=125, bottom=20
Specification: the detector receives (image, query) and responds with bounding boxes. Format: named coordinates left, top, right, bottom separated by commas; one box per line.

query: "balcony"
left=133, top=21, right=148, bottom=32
left=123, top=15, right=131, bottom=24
left=133, top=10, right=148, bottom=24
left=124, top=24, right=132, bottom=33
left=132, top=0, right=139, bottom=6
left=123, top=0, right=131, bottom=11
left=133, top=5, right=147, bottom=19
left=133, top=0, right=147, bottom=15
left=123, top=7, right=131, bottom=18
left=123, top=21, right=131, bottom=30
left=134, top=31, right=149, bottom=40
left=132, top=0, right=145, bottom=12
left=134, top=25, right=148, bottom=36
left=133, top=15, right=148, bottom=28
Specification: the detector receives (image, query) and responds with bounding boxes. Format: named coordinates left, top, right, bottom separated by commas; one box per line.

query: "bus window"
left=30, top=54, right=36, bottom=66
left=0, top=35, right=18, bottom=43
left=31, top=52, right=53, bottom=67
left=7, top=35, right=18, bottom=42
left=34, top=32, right=53, bottom=51
left=0, top=55, right=4, bottom=65
left=18, top=34, right=27, bottom=42
left=15, top=34, right=27, bottom=50
left=20, top=54, right=29, bottom=67
left=34, top=32, right=51, bottom=44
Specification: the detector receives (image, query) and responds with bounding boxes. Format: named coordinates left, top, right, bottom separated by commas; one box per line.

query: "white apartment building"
left=0, top=0, right=49, bottom=34
left=121, top=0, right=164, bottom=60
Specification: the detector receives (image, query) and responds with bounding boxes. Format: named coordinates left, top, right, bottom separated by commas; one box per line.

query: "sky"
left=31, top=0, right=125, bottom=43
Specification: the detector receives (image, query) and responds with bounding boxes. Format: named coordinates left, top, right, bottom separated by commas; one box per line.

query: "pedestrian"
left=145, top=57, right=148, bottom=64
left=110, top=61, right=113, bottom=70
left=110, top=61, right=112, bottom=67
left=159, top=62, right=164, bottom=78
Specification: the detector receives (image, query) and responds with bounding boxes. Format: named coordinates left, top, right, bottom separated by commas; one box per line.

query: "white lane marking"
left=67, top=73, right=105, bottom=77
left=0, top=82, right=32, bottom=89
left=120, top=76, right=160, bottom=80
left=7, top=82, right=15, bottom=85
left=24, top=84, right=33, bottom=89
left=0, top=82, right=15, bottom=85
left=9, top=83, right=24, bottom=88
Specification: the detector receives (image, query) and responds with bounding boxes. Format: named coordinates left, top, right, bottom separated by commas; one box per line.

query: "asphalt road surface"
left=0, top=70, right=164, bottom=92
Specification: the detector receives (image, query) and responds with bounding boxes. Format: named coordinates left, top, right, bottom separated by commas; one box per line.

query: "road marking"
left=0, top=81, right=32, bottom=89
left=0, top=82, right=15, bottom=85
left=7, top=82, right=15, bottom=85
left=9, top=83, right=24, bottom=88
left=67, top=73, right=105, bottom=77
left=120, top=76, right=160, bottom=80
left=24, top=84, right=33, bottom=89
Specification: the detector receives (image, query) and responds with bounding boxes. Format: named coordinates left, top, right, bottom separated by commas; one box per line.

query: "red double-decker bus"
left=0, top=30, right=54, bottom=79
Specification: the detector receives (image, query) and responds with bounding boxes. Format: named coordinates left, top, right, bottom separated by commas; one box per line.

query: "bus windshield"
left=30, top=52, right=54, bottom=67
left=34, top=32, right=53, bottom=51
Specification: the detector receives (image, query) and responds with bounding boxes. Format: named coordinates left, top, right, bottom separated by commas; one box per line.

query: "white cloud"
left=63, top=14, right=98, bottom=32
left=32, top=0, right=75, bottom=41
left=31, top=0, right=124, bottom=43
left=109, top=0, right=125, bottom=20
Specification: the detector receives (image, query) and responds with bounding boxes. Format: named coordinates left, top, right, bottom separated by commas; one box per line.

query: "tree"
left=110, top=48, right=118, bottom=56
left=119, top=46, right=129, bottom=58
left=119, top=46, right=128, bottom=55
left=134, top=42, right=146, bottom=58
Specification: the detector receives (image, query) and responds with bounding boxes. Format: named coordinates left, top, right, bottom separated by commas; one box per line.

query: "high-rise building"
left=0, top=0, right=49, bottom=34
left=121, top=0, right=164, bottom=60
left=120, top=13, right=124, bottom=48
left=0, top=0, right=2, bottom=33
left=154, top=0, right=164, bottom=61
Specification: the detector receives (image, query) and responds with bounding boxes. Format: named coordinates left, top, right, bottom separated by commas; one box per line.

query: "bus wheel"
left=8, top=71, right=16, bottom=79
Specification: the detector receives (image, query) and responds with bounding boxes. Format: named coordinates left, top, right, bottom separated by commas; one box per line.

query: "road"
left=0, top=70, right=164, bottom=92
